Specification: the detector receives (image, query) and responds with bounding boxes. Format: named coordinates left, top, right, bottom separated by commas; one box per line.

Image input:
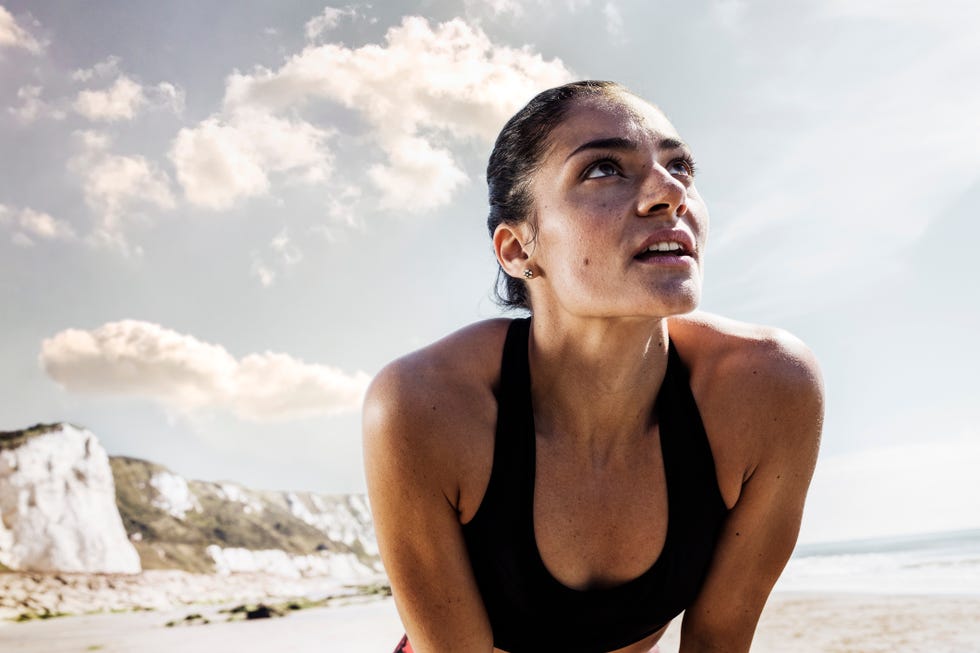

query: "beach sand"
left=2, top=591, right=979, bottom=653
left=661, top=592, right=980, bottom=653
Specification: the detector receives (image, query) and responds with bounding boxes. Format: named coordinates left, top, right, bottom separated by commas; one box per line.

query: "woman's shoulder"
left=365, top=318, right=513, bottom=411
left=362, top=319, right=512, bottom=502
left=667, top=311, right=823, bottom=496
left=667, top=311, right=821, bottom=391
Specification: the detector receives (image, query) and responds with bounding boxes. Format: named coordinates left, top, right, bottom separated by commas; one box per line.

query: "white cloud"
left=0, top=5, right=43, bottom=54
left=251, top=229, right=303, bottom=287
left=251, top=255, right=276, bottom=287
left=17, top=207, right=75, bottom=240
left=40, top=320, right=370, bottom=421
left=235, top=110, right=332, bottom=182
left=170, top=117, right=270, bottom=210
left=170, top=109, right=333, bottom=210
left=304, top=5, right=358, bottom=40
left=270, top=228, right=302, bottom=266
left=231, top=351, right=367, bottom=421
left=84, top=153, right=175, bottom=222
left=0, top=204, right=75, bottom=246
left=323, top=184, right=362, bottom=227
left=77, top=129, right=111, bottom=151
left=70, top=131, right=175, bottom=246
left=221, top=15, right=573, bottom=213
left=225, top=16, right=571, bottom=143
left=71, top=55, right=121, bottom=82
left=8, top=85, right=64, bottom=123
left=73, top=75, right=147, bottom=122
left=367, top=136, right=467, bottom=212
left=71, top=63, right=184, bottom=121
left=149, top=82, right=185, bottom=115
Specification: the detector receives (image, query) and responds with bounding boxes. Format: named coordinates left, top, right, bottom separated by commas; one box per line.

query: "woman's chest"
left=532, top=430, right=670, bottom=591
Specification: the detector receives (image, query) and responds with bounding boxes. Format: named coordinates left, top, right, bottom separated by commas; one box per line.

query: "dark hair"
left=486, top=80, right=628, bottom=310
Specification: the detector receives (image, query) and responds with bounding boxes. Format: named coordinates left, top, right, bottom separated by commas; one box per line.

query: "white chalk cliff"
left=0, top=422, right=381, bottom=581
left=0, top=423, right=141, bottom=573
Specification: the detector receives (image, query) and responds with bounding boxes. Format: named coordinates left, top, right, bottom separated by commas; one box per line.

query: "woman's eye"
left=667, top=159, right=695, bottom=177
left=585, top=161, right=621, bottom=179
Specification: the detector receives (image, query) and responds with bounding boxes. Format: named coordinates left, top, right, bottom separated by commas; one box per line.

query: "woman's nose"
left=636, top=164, right=688, bottom=218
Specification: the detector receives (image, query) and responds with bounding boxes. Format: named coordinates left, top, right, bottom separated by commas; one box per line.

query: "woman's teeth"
left=646, top=242, right=683, bottom=253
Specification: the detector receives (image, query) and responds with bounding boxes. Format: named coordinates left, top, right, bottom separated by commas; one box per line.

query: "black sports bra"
left=460, top=317, right=728, bottom=653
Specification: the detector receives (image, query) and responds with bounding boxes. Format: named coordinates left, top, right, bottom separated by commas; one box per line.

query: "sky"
left=2, top=0, right=979, bottom=545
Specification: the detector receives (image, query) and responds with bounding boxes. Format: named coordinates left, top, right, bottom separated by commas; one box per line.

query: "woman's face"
left=524, top=92, right=709, bottom=320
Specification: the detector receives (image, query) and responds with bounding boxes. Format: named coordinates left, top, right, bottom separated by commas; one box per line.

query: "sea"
left=775, top=528, right=980, bottom=595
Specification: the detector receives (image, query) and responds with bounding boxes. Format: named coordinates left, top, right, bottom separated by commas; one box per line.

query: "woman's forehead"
left=548, top=94, right=680, bottom=155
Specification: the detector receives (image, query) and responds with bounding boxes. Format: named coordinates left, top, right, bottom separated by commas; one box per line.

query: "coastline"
left=3, top=590, right=979, bottom=653
left=0, top=569, right=386, bottom=622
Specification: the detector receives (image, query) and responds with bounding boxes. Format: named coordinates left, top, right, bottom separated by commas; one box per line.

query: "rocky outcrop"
left=0, top=422, right=385, bottom=620
left=111, top=457, right=381, bottom=579
left=0, top=424, right=141, bottom=574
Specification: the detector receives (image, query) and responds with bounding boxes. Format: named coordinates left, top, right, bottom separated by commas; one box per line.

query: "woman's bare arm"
left=363, top=349, right=497, bottom=653
left=670, top=316, right=824, bottom=652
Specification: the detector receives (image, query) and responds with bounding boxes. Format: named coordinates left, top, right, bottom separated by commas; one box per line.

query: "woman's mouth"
left=634, top=241, right=690, bottom=261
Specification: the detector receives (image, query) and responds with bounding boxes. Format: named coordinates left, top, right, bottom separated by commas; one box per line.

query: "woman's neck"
left=527, top=310, right=670, bottom=464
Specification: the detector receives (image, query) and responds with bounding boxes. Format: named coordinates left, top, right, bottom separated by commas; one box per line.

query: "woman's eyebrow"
left=565, top=136, right=690, bottom=162
left=659, top=137, right=690, bottom=153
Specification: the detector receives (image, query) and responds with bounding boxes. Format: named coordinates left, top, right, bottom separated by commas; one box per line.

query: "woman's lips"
left=633, top=246, right=695, bottom=266
left=633, top=230, right=696, bottom=259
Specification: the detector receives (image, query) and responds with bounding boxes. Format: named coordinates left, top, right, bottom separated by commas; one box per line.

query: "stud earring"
left=523, top=268, right=533, bottom=279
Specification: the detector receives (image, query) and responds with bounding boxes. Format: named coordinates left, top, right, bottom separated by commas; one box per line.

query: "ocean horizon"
left=778, top=528, right=980, bottom=596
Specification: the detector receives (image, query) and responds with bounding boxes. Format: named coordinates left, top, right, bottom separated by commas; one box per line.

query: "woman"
left=363, top=81, right=823, bottom=653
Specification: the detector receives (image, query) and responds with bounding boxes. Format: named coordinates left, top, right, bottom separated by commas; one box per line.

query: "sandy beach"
left=3, top=590, right=979, bottom=653
left=742, top=592, right=980, bottom=653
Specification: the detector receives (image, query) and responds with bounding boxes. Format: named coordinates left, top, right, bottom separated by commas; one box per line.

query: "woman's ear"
left=493, top=222, right=533, bottom=279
